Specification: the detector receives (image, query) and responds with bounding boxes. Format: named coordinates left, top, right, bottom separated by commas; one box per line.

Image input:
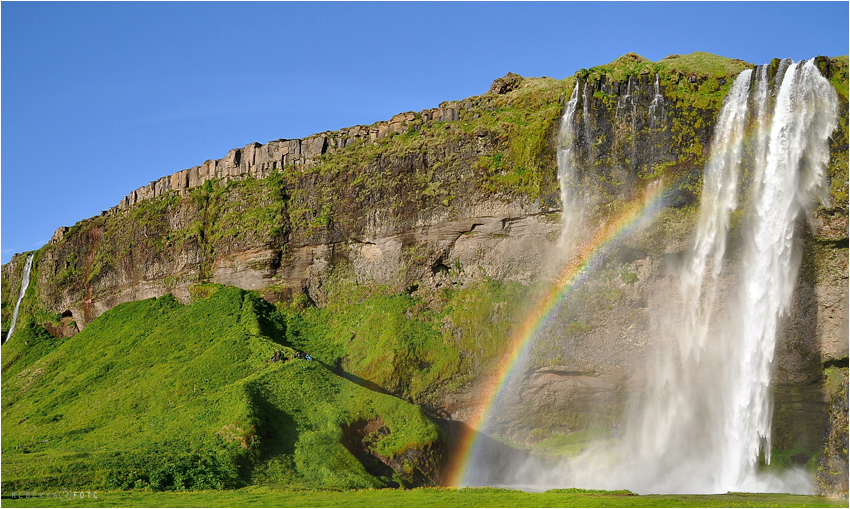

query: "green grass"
left=1, top=286, right=442, bottom=492
left=582, top=51, right=751, bottom=89
left=828, top=55, right=848, bottom=100
left=1, top=486, right=845, bottom=508
left=273, top=270, right=541, bottom=403
left=657, top=52, right=752, bottom=78
left=0, top=269, right=557, bottom=493
left=530, top=427, right=613, bottom=456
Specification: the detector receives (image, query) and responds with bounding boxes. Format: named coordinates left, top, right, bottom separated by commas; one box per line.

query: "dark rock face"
left=816, top=369, right=849, bottom=495
left=341, top=418, right=444, bottom=487
left=568, top=71, right=713, bottom=211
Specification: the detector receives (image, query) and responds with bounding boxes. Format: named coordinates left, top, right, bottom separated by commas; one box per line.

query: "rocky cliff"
left=2, top=52, right=848, bottom=492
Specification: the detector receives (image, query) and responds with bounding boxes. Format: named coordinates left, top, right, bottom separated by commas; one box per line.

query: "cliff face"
left=2, top=52, right=848, bottom=492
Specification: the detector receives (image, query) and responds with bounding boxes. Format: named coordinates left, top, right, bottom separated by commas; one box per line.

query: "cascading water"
left=678, top=68, right=753, bottom=360
left=628, top=58, right=836, bottom=494
left=749, top=64, right=772, bottom=202
left=631, top=58, right=835, bottom=493
left=616, top=76, right=632, bottom=120
left=724, top=58, right=838, bottom=487
left=774, top=58, right=792, bottom=88
left=629, top=77, right=637, bottom=133
left=649, top=73, right=666, bottom=129
left=556, top=81, right=582, bottom=232
left=616, top=75, right=639, bottom=165
left=5, top=253, right=34, bottom=343
left=582, top=81, right=592, bottom=152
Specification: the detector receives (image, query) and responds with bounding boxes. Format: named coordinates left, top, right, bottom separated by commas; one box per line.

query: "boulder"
left=50, top=226, right=70, bottom=245
left=489, top=72, right=524, bottom=94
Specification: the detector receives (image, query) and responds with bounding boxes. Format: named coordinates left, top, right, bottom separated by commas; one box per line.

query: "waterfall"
left=616, top=75, right=638, bottom=163
left=649, top=73, right=666, bottom=129
left=5, top=253, right=34, bottom=343
left=750, top=64, right=772, bottom=200
left=557, top=81, right=582, bottom=229
left=724, top=58, right=838, bottom=485
left=617, top=76, right=632, bottom=120
left=678, top=68, right=753, bottom=359
left=593, top=69, right=758, bottom=494
left=630, top=77, right=637, bottom=133
left=774, top=58, right=793, bottom=88
left=582, top=81, right=592, bottom=153
left=463, top=58, right=838, bottom=495
left=635, top=58, right=838, bottom=493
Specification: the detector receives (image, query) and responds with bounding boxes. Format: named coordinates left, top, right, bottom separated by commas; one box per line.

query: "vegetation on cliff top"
left=583, top=51, right=751, bottom=83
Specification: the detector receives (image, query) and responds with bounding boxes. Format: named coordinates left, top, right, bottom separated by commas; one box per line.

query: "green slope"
left=1, top=285, right=442, bottom=492
left=2, top=486, right=846, bottom=508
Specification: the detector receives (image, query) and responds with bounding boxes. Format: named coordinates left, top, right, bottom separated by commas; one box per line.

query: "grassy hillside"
left=269, top=265, right=542, bottom=404
left=1, top=275, right=552, bottom=492
left=1, top=285, right=443, bottom=492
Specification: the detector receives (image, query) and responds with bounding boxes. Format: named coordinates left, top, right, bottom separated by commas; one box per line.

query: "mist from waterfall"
left=466, top=59, right=839, bottom=494
left=5, top=253, right=34, bottom=343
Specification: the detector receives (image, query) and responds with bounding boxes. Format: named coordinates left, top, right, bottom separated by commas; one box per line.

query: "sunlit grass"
left=2, top=486, right=845, bottom=508
left=1, top=286, right=441, bottom=492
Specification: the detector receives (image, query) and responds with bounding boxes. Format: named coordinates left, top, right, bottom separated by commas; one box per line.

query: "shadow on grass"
left=327, top=358, right=390, bottom=395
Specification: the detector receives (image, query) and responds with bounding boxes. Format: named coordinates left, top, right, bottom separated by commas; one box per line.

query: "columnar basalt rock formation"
left=107, top=104, right=468, bottom=215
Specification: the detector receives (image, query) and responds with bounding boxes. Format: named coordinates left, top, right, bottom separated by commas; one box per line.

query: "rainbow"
left=446, top=180, right=671, bottom=486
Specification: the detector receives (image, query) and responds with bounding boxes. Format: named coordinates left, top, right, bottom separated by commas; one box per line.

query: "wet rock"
left=816, top=369, right=849, bottom=496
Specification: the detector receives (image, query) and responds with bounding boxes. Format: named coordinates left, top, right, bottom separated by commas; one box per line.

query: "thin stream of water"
left=556, top=80, right=582, bottom=234
left=5, top=253, right=34, bottom=343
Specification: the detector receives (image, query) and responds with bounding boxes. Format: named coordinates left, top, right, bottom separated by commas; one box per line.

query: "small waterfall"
left=649, top=73, right=666, bottom=129
left=5, top=253, right=34, bottom=343
left=630, top=77, right=637, bottom=133
left=773, top=58, right=793, bottom=88
left=616, top=76, right=632, bottom=119
left=557, top=81, right=582, bottom=227
left=616, top=76, right=640, bottom=135
left=582, top=82, right=592, bottom=157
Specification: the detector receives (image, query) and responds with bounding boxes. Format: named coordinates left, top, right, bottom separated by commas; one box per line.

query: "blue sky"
left=2, top=1, right=848, bottom=264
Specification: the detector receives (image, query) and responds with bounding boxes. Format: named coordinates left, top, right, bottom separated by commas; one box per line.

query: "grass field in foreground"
left=1, top=487, right=846, bottom=508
